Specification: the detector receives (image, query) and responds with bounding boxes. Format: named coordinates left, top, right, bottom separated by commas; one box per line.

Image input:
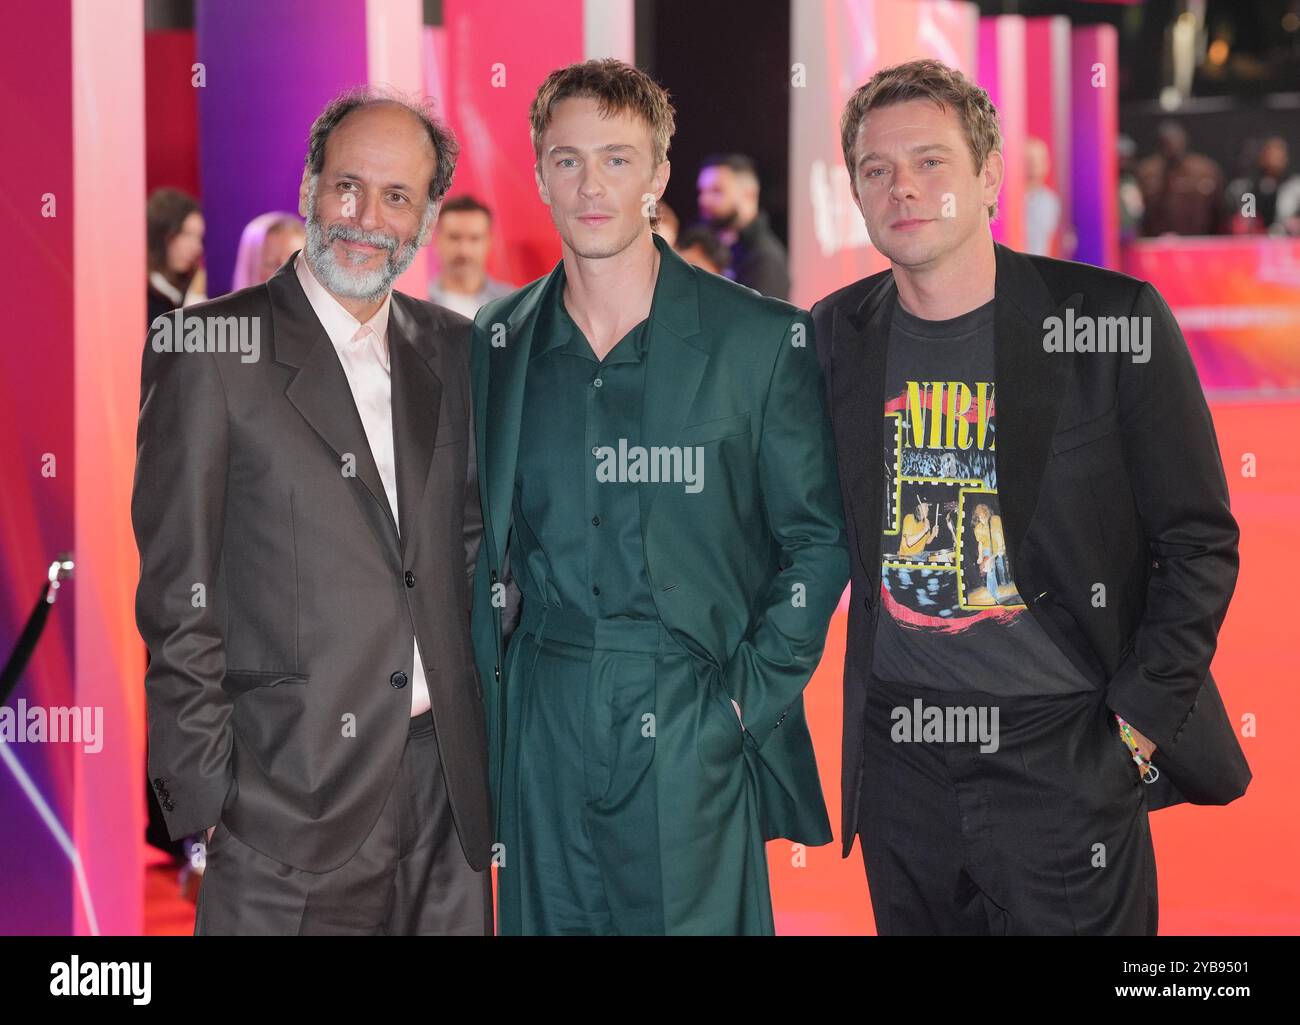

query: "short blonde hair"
left=529, top=58, right=676, bottom=168
left=840, top=59, right=1002, bottom=219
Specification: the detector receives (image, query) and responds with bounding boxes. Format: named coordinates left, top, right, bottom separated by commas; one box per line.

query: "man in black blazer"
left=132, top=88, right=493, bottom=934
left=811, top=59, right=1249, bottom=935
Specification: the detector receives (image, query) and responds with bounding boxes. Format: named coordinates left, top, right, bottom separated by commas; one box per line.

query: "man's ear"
left=652, top=158, right=671, bottom=201
left=297, top=167, right=312, bottom=218
left=981, top=150, right=1004, bottom=214
left=417, top=199, right=441, bottom=247
left=534, top=162, right=550, bottom=207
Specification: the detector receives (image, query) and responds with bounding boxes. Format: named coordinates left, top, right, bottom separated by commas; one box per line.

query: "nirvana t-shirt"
left=871, top=295, right=1094, bottom=695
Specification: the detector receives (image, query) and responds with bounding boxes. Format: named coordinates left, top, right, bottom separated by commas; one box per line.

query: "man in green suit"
left=468, top=58, right=848, bottom=935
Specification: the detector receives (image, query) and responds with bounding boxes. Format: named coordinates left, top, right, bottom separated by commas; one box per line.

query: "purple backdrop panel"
left=196, top=0, right=369, bottom=296
left=1069, top=24, right=1119, bottom=268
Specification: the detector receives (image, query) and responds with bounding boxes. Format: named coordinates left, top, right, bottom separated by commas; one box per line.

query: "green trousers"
left=496, top=602, right=774, bottom=935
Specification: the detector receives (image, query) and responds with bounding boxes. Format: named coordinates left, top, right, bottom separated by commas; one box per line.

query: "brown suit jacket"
left=132, top=254, right=492, bottom=873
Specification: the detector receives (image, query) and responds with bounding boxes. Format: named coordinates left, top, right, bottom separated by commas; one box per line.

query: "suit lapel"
left=639, top=234, right=708, bottom=528
left=390, top=295, right=442, bottom=562
left=269, top=259, right=400, bottom=561
left=833, top=272, right=894, bottom=583
left=991, top=243, right=1080, bottom=563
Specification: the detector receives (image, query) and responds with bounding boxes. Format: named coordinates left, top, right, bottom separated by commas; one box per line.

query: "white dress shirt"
left=295, top=252, right=432, bottom=717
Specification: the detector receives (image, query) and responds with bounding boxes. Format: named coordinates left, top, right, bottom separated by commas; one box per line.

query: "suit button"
left=390, top=671, right=408, bottom=689
left=489, top=569, right=498, bottom=584
left=405, top=570, right=416, bottom=588
left=163, top=799, right=174, bottom=812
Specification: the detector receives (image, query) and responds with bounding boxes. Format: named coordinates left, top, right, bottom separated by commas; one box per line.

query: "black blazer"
left=132, top=254, right=492, bottom=873
left=811, top=242, right=1250, bottom=858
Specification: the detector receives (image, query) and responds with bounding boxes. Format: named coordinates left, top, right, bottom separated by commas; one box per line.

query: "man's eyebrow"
left=547, top=143, right=640, bottom=156
left=857, top=142, right=957, bottom=166
left=334, top=170, right=414, bottom=191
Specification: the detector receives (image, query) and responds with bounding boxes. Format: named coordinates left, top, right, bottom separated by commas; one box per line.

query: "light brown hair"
left=529, top=59, right=675, bottom=169
left=840, top=58, right=1002, bottom=218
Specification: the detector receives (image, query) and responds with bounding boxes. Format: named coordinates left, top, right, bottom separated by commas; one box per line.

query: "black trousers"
left=195, top=710, right=493, bottom=935
left=857, top=675, right=1158, bottom=935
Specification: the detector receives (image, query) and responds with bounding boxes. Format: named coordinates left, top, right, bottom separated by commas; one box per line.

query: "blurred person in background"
left=1023, top=137, right=1062, bottom=257
left=146, top=187, right=206, bottom=326
left=674, top=224, right=731, bottom=276
left=1225, top=135, right=1300, bottom=236
left=231, top=211, right=305, bottom=290
left=696, top=152, right=790, bottom=299
left=1137, top=121, right=1224, bottom=236
left=428, top=195, right=514, bottom=318
left=1118, top=135, right=1145, bottom=245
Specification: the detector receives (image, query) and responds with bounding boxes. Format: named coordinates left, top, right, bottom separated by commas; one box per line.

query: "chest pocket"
left=433, top=416, right=466, bottom=447
left=1051, top=406, right=1119, bottom=453
left=679, top=411, right=751, bottom=445
left=1050, top=407, right=1122, bottom=477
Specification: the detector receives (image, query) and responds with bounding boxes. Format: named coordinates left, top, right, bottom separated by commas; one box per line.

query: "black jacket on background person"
left=811, top=242, right=1250, bottom=858
left=729, top=210, right=791, bottom=300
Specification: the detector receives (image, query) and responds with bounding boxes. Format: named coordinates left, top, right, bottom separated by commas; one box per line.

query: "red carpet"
left=145, top=400, right=1300, bottom=935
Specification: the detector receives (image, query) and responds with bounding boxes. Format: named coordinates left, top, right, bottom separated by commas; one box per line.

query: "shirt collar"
left=149, top=271, right=183, bottom=305
left=532, top=259, right=653, bottom=364
left=294, top=251, right=393, bottom=366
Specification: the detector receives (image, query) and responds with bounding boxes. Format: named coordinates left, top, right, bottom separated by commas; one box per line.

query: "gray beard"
left=303, top=180, right=429, bottom=302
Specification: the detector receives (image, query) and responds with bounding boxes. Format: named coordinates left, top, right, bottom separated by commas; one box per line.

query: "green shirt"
left=511, top=280, right=657, bottom=620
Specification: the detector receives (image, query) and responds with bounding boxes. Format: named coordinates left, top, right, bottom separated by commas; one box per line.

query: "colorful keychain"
left=1116, top=714, right=1159, bottom=783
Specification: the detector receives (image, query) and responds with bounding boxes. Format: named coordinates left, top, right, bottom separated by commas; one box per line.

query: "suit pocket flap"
left=433, top=419, right=466, bottom=447
left=222, top=670, right=309, bottom=698
left=680, top=411, right=751, bottom=445
left=1051, top=408, right=1119, bottom=455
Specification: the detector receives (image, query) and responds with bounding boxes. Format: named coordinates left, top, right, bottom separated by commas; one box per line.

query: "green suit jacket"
left=469, top=232, right=848, bottom=848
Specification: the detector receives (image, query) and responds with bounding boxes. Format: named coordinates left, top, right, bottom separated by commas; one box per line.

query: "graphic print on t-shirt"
left=881, top=377, right=1027, bottom=630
